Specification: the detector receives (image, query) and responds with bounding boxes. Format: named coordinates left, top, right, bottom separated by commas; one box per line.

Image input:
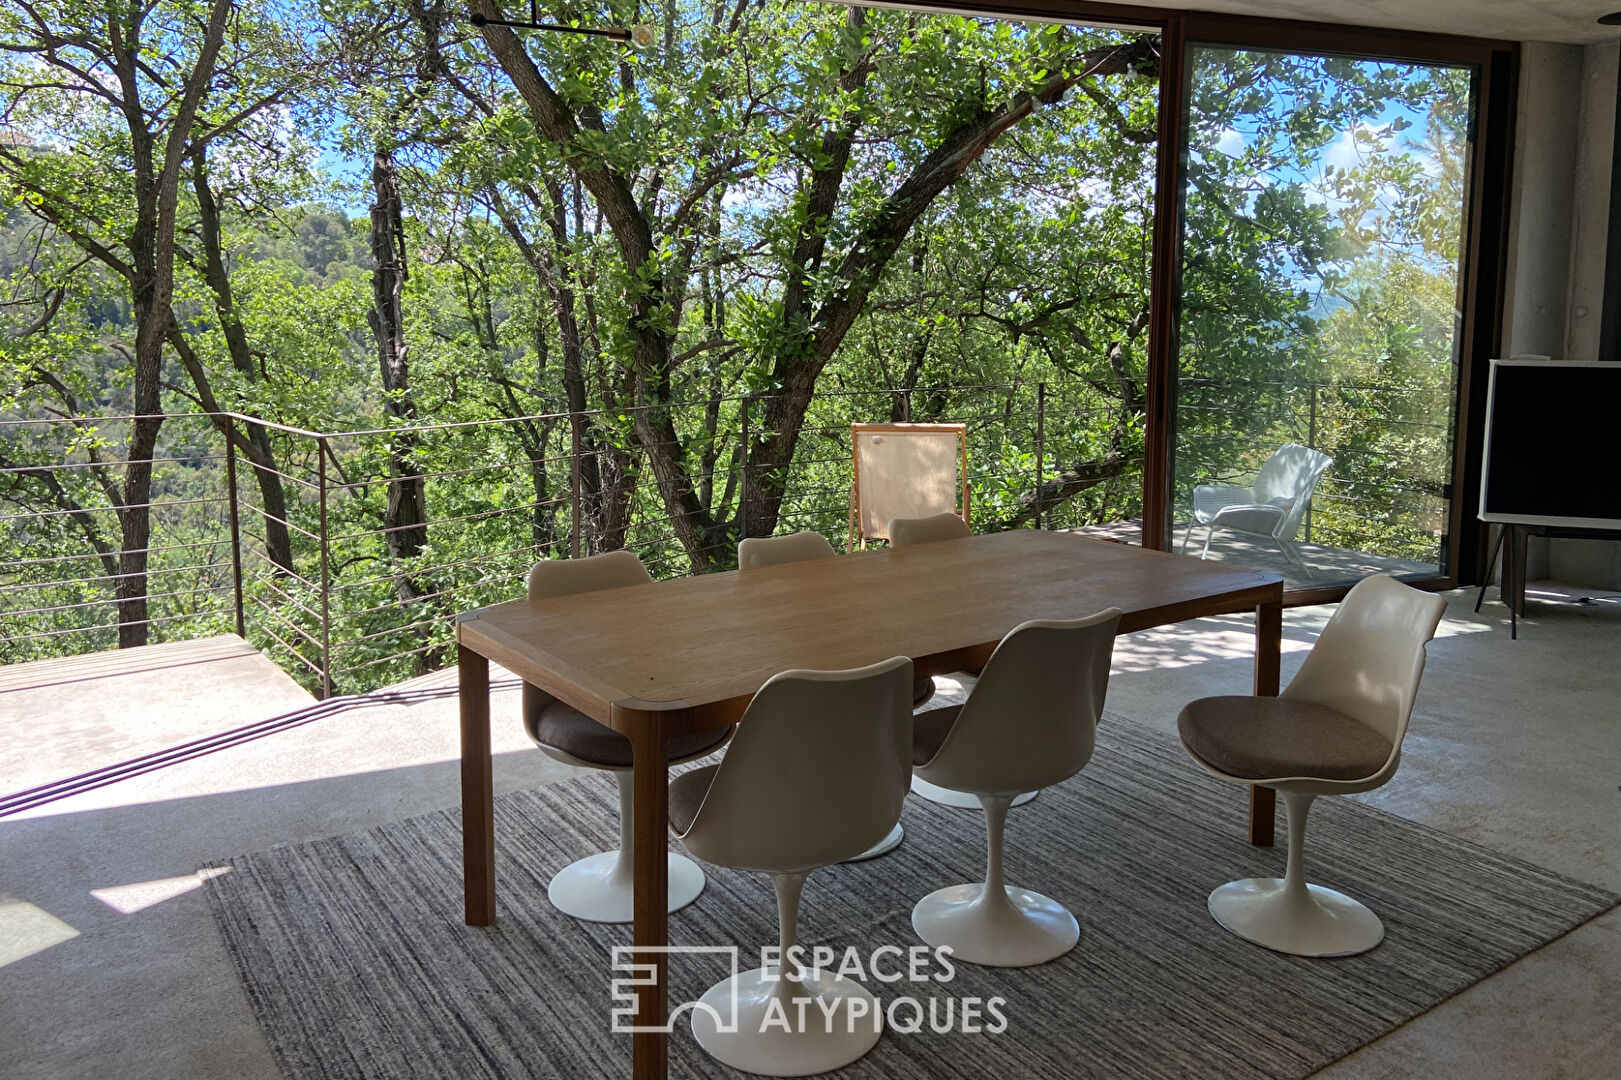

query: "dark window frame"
left=840, top=1, right=1518, bottom=602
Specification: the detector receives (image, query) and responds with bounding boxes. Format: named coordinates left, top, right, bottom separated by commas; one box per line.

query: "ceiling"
left=1095, top=0, right=1621, bottom=45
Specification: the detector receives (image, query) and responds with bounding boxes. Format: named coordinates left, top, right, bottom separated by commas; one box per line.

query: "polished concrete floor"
left=0, top=584, right=1616, bottom=1079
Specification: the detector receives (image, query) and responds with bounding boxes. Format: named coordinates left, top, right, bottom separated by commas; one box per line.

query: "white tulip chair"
left=669, top=657, right=914, bottom=1076
left=1177, top=574, right=1447, bottom=957
left=909, top=609, right=1121, bottom=966
left=522, top=551, right=732, bottom=923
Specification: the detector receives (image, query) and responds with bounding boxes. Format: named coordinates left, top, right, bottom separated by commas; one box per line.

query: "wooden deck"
left=1080, top=520, right=1436, bottom=592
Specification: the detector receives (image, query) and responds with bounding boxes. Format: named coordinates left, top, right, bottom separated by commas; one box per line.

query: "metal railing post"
left=317, top=437, right=333, bottom=700
left=1305, top=384, right=1318, bottom=543
left=225, top=428, right=245, bottom=637
left=1035, top=382, right=1047, bottom=531
left=569, top=411, right=583, bottom=559
left=738, top=396, right=751, bottom=542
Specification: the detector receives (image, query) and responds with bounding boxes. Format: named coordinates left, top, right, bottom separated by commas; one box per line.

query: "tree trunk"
left=995, top=450, right=1130, bottom=530
left=190, top=149, right=295, bottom=574
left=368, top=150, right=428, bottom=577
left=112, top=0, right=233, bottom=648
left=116, top=301, right=165, bottom=648
left=491, top=177, right=638, bottom=554
left=739, top=36, right=1157, bottom=543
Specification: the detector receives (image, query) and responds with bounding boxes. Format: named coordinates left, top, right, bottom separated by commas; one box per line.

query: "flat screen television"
left=1479, top=358, right=1621, bottom=530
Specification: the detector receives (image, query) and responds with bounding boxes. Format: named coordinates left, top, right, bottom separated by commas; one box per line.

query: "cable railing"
left=0, top=413, right=238, bottom=659
left=1, top=376, right=1448, bottom=694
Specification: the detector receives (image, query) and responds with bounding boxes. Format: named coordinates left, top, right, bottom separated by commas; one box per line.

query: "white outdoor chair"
left=1177, top=575, right=1446, bottom=957
left=886, top=512, right=1035, bottom=811
left=669, top=656, right=914, bottom=1077
left=1182, top=443, right=1333, bottom=573
left=522, top=551, right=733, bottom=923
left=909, top=609, right=1121, bottom=966
left=736, top=530, right=929, bottom=860
left=848, top=422, right=969, bottom=551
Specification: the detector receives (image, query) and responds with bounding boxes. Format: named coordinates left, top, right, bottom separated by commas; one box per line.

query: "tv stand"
left=1475, top=522, right=1621, bottom=638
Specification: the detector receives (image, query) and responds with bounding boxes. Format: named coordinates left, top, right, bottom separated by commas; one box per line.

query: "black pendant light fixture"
left=468, top=1, right=653, bottom=47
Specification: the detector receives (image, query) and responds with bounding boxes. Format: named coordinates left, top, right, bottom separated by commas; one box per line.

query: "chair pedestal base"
left=910, top=775, right=1036, bottom=809
left=692, top=967, right=882, bottom=1077
left=911, top=883, right=1079, bottom=967
left=843, top=822, right=904, bottom=862
left=546, top=850, right=704, bottom=924
left=1207, top=877, right=1384, bottom=958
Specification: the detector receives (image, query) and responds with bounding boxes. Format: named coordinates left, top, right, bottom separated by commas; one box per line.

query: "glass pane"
left=1172, top=48, right=1471, bottom=591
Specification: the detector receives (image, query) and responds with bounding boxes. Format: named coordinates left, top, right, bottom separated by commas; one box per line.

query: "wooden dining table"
left=455, top=529, right=1284, bottom=1080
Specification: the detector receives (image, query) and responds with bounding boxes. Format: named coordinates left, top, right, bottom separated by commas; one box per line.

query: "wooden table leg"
left=626, top=714, right=670, bottom=1080
left=459, top=644, right=496, bottom=926
left=1249, top=593, right=1282, bottom=847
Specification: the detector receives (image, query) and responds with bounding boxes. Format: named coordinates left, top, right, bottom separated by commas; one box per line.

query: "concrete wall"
left=1503, top=44, right=1580, bottom=362
left=1565, top=42, right=1617, bottom=361
left=1498, top=40, right=1621, bottom=588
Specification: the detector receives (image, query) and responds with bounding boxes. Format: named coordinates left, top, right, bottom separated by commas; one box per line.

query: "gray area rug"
left=205, top=719, right=1616, bottom=1079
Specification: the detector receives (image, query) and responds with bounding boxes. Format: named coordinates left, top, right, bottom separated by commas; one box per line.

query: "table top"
left=456, top=530, right=1280, bottom=731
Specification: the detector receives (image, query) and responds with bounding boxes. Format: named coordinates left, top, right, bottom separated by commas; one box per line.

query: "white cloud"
left=1322, top=126, right=1365, bottom=172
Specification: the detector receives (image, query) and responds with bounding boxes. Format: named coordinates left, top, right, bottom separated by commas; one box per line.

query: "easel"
left=1476, top=521, right=1621, bottom=638
left=1474, top=522, right=1523, bottom=639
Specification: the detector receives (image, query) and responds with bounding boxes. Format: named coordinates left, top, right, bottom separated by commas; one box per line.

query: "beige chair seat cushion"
left=669, top=763, right=721, bottom=835
left=533, top=701, right=731, bottom=769
left=912, top=703, right=963, bottom=766
left=1177, top=696, right=1392, bottom=782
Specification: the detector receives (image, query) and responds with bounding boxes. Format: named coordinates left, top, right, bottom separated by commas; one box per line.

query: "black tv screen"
left=1480, top=359, right=1621, bottom=529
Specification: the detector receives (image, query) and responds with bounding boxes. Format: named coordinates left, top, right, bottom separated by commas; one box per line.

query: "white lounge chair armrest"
left=1208, top=502, right=1285, bottom=520
left=1192, top=484, right=1262, bottom=524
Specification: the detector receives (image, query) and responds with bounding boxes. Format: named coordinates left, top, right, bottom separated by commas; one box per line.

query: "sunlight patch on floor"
left=1434, top=618, right=1493, bottom=638
left=0, top=898, right=79, bottom=968
left=1111, top=626, right=1312, bottom=674
left=91, top=867, right=231, bottom=915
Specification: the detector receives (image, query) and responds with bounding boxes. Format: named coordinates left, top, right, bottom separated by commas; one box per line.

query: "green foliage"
left=2, top=3, right=1472, bottom=693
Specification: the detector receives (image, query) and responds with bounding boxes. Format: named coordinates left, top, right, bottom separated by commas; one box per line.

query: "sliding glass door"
left=1168, top=46, right=1474, bottom=592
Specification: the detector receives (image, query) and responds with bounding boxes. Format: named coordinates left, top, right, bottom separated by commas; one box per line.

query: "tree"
left=1, top=3, right=1479, bottom=689
left=469, top=1, right=1157, bottom=567
left=0, top=0, right=318, bottom=644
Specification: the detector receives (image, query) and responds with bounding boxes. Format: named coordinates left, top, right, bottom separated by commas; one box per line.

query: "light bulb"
left=629, top=24, right=655, bottom=49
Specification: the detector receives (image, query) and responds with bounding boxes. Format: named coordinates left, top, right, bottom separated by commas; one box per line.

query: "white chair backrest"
left=678, top=657, right=914, bottom=873
left=889, top=511, right=971, bottom=547
left=528, top=549, right=651, bottom=599
left=1251, top=443, right=1333, bottom=540
left=523, top=551, right=652, bottom=724
left=853, top=424, right=965, bottom=542
left=919, top=609, right=1121, bottom=795
left=1283, top=575, right=1446, bottom=748
left=738, top=531, right=836, bottom=570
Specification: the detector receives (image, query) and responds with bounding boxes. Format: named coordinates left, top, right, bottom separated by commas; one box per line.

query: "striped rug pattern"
left=205, top=720, right=1616, bottom=1079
